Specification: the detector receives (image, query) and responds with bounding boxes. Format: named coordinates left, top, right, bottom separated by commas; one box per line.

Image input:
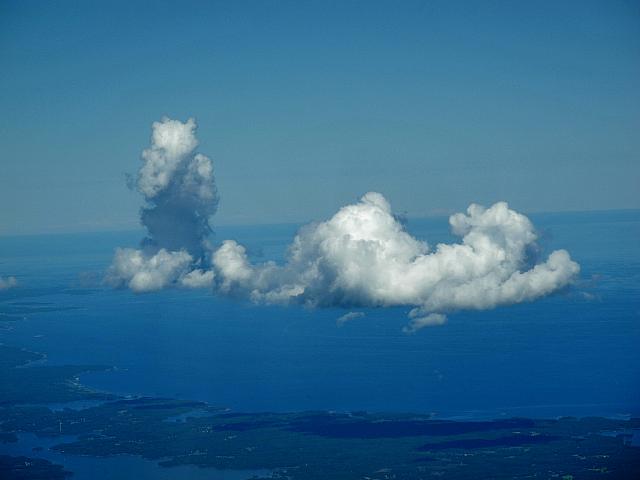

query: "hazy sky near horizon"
left=1, top=0, right=638, bottom=235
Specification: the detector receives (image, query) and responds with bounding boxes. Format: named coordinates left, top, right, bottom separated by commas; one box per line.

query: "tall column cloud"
left=107, top=118, right=218, bottom=292
left=109, top=118, right=580, bottom=331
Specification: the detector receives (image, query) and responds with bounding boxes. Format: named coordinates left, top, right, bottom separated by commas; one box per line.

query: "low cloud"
left=109, top=118, right=580, bottom=331
left=337, top=311, right=365, bottom=327
left=0, top=276, right=17, bottom=290
left=108, top=248, right=196, bottom=292
left=211, top=194, right=579, bottom=316
left=403, top=312, right=447, bottom=334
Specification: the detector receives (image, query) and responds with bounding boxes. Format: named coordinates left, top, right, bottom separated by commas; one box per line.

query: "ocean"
left=1, top=210, right=639, bottom=418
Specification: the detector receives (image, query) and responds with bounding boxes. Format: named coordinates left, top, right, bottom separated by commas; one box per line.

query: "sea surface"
left=1, top=211, right=639, bottom=444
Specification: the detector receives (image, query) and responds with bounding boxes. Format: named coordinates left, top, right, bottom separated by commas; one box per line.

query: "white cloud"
left=137, top=118, right=200, bottom=199
left=336, top=311, right=365, bottom=327
left=108, top=118, right=219, bottom=291
left=211, top=193, right=580, bottom=329
left=137, top=117, right=218, bottom=256
left=109, top=118, right=580, bottom=333
left=0, top=276, right=17, bottom=290
left=402, top=312, right=447, bottom=334
left=107, top=248, right=195, bottom=293
left=179, top=268, right=215, bottom=289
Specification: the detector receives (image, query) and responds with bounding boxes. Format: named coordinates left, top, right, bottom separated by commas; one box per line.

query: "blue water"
left=1, top=210, right=639, bottom=418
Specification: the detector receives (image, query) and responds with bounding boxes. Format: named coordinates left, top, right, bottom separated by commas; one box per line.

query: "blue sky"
left=1, top=0, right=638, bottom=235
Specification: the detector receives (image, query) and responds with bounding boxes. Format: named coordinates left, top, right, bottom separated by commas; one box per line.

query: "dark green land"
left=1, top=344, right=639, bottom=479
left=0, top=345, right=114, bottom=405
left=0, top=454, right=71, bottom=479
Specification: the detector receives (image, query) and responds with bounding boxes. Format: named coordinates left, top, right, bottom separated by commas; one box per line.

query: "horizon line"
left=1, top=206, right=639, bottom=239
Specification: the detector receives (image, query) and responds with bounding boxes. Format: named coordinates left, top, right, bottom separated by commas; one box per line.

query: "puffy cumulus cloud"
left=108, top=118, right=217, bottom=291
left=0, top=276, right=17, bottom=290
left=109, top=118, right=580, bottom=332
left=138, top=118, right=200, bottom=198
left=180, top=268, right=215, bottom=289
left=211, top=193, right=580, bottom=330
left=107, top=248, right=194, bottom=292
